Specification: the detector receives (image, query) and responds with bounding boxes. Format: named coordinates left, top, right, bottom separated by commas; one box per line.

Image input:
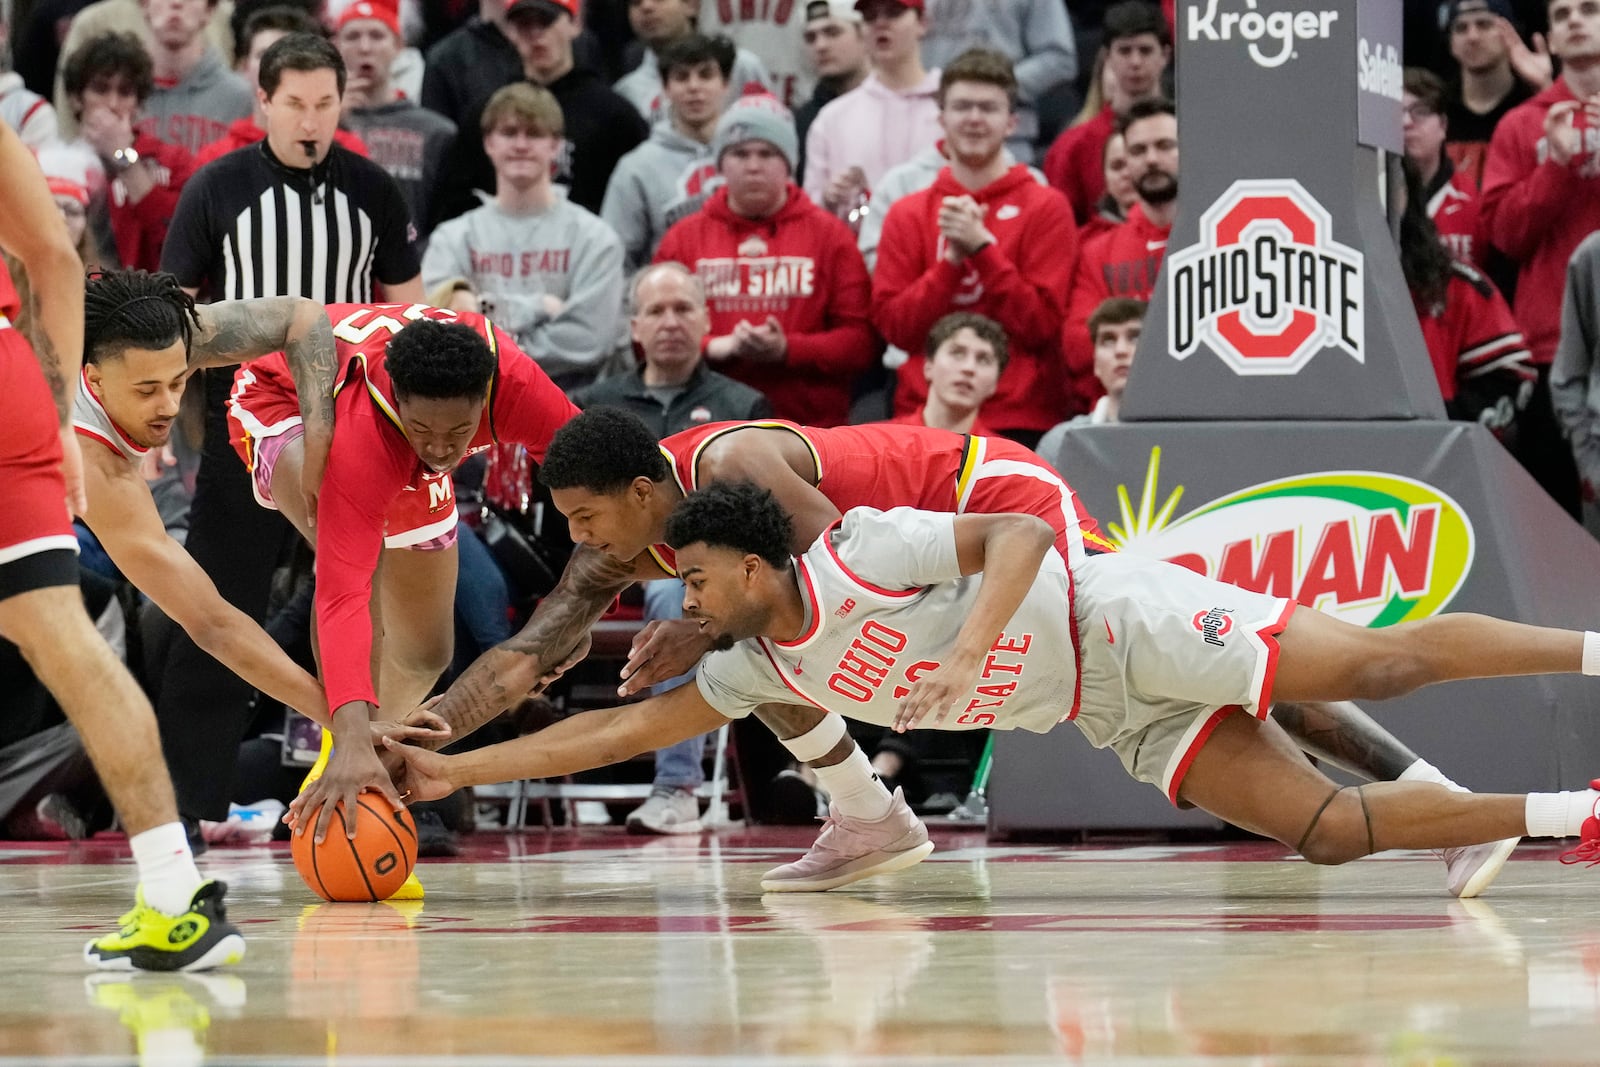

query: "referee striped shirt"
left=161, top=140, right=420, bottom=302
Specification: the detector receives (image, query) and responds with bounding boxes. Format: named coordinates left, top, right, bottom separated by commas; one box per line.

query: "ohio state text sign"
left=1167, top=179, right=1364, bottom=375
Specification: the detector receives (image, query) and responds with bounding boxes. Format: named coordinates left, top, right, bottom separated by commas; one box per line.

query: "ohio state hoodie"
left=655, top=183, right=878, bottom=426
left=873, top=162, right=1079, bottom=432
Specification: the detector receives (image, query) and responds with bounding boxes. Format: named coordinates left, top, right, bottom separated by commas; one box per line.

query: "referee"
left=158, top=32, right=423, bottom=847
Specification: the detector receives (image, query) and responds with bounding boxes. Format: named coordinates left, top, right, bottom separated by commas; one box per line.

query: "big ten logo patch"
left=1167, top=179, right=1363, bottom=376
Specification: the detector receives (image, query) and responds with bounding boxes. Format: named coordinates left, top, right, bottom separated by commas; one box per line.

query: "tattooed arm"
left=421, top=544, right=665, bottom=749
left=191, top=297, right=337, bottom=520
left=0, top=125, right=89, bottom=510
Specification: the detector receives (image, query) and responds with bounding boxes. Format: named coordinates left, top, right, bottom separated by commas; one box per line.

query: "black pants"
left=1512, top=367, right=1582, bottom=521
left=154, top=371, right=298, bottom=821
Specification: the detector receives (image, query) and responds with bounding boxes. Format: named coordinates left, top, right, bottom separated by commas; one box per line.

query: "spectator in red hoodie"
left=192, top=6, right=368, bottom=169
left=62, top=32, right=193, bottom=273
left=881, top=311, right=1005, bottom=435
left=1041, top=1, right=1168, bottom=225
left=873, top=48, right=1078, bottom=444
left=1479, top=0, right=1600, bottom=516
left=1061, top=96, right=1174, bottom=411
left=655, top=93, right=878, bottom=426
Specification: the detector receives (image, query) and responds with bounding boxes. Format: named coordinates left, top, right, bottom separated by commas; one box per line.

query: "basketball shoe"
left=300, top=728, right=425, bottom=899
left=84, top=880, right=246, bottom=972
left=1559, top=789, right=1600, bottom=868
left=1442, top=837, right=1520, bottom=898
left=761, top=787, right=934, bottom=892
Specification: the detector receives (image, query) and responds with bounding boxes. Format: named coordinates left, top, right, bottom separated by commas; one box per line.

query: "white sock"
left=1583, top=632, right=1600, bottom=676
left=130, top=822, right=204, bottom=916
left=1524, top=791, right=1600, bottom=838
left=1399, top=758, right=1466, bottom=793
left=813, top=748, right=894, bottom=821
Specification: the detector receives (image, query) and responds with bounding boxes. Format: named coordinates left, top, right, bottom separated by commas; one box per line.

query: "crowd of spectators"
left=3, top=0, right=1600, bottom=840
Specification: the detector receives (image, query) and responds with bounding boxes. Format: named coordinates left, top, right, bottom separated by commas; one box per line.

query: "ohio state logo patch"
left=1192, top=606, right=1234, bottom=647
left=1167, top=179, right=1363, bottom=375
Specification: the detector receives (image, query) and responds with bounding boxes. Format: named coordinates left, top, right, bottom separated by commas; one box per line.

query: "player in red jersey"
left=233, top=303, right=578, bottom=839
left=400, top=408, right=1521, bottom=897
left=0, top=124, right=244, bottom=970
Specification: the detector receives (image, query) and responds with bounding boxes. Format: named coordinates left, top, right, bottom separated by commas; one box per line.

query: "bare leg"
left=375, top=544, right=457, bottom=712
left=0, top=586, right=177, bottom=835
left=1177, top=712, right=1528, bottom=864
left=1274, top=609, right=1584, bottom=703
left=1274, top=700, right=1420, bottom=780
left=755, top=703, right=855, bottom=768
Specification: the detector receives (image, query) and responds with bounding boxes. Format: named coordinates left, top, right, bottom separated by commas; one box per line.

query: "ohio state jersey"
left=73, top=368, right=150, bottom=464
left=696, top=507, right=1077, bottom=731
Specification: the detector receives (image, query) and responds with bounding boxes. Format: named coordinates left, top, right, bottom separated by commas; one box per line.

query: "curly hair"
left=62, top=33, right=154, bottom=108
left=385, top=320, right=497, bottom=400
left=539, top=408, right=670, bottom=493
left=664, top=482, right=793, bottom=569
left=84, top=269, right=200, bottom=364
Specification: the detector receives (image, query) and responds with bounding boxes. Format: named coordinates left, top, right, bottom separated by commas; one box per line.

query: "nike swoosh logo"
left=1104, top=618, right=1115, bottom=644
left=1146, top=240, right=1167, bottom=250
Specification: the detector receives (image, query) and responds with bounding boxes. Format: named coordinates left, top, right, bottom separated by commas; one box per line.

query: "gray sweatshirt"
left=422, top=191, right=626, bottom=391
left=138, top=49, right=253, bottom=157
left=1550, top=231, right=1600, bottom=490
left=601, top=122, right=720, bottom=272
left=342, top=100, right=457, bottom=239
left=614, top=47, right=773, bottom=124
left=921, top=0, right=1077, bottom=160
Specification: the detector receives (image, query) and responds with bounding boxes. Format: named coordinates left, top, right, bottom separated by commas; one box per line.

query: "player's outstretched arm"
left=384, top=680, right=732, bottom=802
left=190, top=298, right=337, bottom=521
left=81, top=450, right=333, bottom=726
left=893, top=512, right=1056, bottom=733
left=420, top=544, right=659, bottom=749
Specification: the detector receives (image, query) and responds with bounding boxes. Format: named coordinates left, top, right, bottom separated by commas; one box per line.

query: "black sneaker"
left=413, top=808, right=460, bottom=858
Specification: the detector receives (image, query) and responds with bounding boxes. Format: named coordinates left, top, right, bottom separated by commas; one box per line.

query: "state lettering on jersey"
left=697, top=255, right=817, bottom=312
left=881, top=631, right=1034, bottom=727
left=468, top=247, right=574, bottom=279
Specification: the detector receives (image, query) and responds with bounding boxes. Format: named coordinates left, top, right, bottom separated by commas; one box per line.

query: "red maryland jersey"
left=647, top=420, right=1113, bottom=576
left=232, top=302, right=579, bottom=709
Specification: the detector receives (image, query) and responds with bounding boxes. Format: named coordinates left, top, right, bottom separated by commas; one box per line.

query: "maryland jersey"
left=647, top=420, right=1112, bottom=577
left=697, top=508, right=1078, bottom=732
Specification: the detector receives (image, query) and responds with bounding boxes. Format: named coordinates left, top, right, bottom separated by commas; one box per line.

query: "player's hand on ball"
left=892, top=654, right=981, bottom=733
left=619, top=618, right=714, bottom=697
left=288, top=741, right=405, bottom=844
left=381, top=737, right=458, bottom=803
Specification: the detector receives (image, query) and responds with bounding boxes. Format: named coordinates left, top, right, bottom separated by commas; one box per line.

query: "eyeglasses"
left=1402, top=103, right=1437, bottom=120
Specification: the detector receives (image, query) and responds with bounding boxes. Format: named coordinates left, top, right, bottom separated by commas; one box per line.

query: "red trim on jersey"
left=80, top=367, right=149, bottom=455
left=1166, top=705, right=1242, bottom=805
left=74, top=427, right=126, bottom=457
left=756, top=639, right=828, bottom=709
left=772, top=557, right=822, bottom=648
left=819, top=519, right=921, bottom=600
left=1065, top=570, right=1082, bottom=721
left=1251, top=598, right=1297, bottom=717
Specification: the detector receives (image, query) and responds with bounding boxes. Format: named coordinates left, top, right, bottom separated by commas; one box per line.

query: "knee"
left=755, top=703, right=827, bottom=740
left=406, top=634, right=455, bottom=680
left=1348, top=644, right=1432, bottom=700
left=1296, top=788, right=1374, bottom=866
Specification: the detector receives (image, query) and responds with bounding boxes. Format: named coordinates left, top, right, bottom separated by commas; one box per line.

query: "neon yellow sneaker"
left=84, top=880, right=246, bottom=972
left=298, top=730, right=425, bottom=901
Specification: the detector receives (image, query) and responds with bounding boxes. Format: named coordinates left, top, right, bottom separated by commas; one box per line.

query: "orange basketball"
left=291, top=794, right=418, bottom=902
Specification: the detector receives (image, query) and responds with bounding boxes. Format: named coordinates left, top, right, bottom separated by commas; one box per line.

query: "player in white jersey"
left=385, top=481, right=1600, bottom=893
left=74, top=270, right=449, bottom=796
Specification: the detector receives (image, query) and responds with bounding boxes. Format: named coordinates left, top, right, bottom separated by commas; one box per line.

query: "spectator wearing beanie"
left=655, top=93, right=878, bottom=426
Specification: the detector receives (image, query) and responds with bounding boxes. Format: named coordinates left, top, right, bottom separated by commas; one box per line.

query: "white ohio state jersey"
left=696, top=507, right=1077, bottom=733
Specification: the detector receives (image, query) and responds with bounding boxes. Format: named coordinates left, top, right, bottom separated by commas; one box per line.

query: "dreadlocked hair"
left=83, top=269, right=200, bottom=364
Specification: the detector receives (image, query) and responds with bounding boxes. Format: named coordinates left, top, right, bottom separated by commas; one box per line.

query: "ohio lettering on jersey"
left=469, top=247, right=574, bottom=279
left=820, top=623, right=1035, bottom=728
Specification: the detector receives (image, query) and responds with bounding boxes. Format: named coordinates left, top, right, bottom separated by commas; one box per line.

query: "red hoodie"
left=107, top=132, right=193, bottom=273
left=1042, top=105, right=1114, bottom=225
left=1062, top=202, right=1169, bottom=410
left=873, top=163, right=1079, bottom=433
left=1479, top=79, right=1600, bottom=364
left=192, top=118, right=370, bottom=170
left=655, top=183, right=878, bottom=427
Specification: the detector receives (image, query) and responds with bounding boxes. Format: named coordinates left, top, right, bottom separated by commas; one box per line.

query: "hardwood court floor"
left=2, top=827, right=1598, bottom=1065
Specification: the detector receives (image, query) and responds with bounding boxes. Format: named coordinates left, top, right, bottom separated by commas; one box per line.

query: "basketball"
left=291, top=794, right=418, bottom=902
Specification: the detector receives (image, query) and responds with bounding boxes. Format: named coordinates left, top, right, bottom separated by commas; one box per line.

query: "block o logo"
left=1167, top=179, right=1364, bottom=376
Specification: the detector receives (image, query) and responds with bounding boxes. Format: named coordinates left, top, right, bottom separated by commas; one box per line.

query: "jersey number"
left=331, top=304, right=455, bottom=345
